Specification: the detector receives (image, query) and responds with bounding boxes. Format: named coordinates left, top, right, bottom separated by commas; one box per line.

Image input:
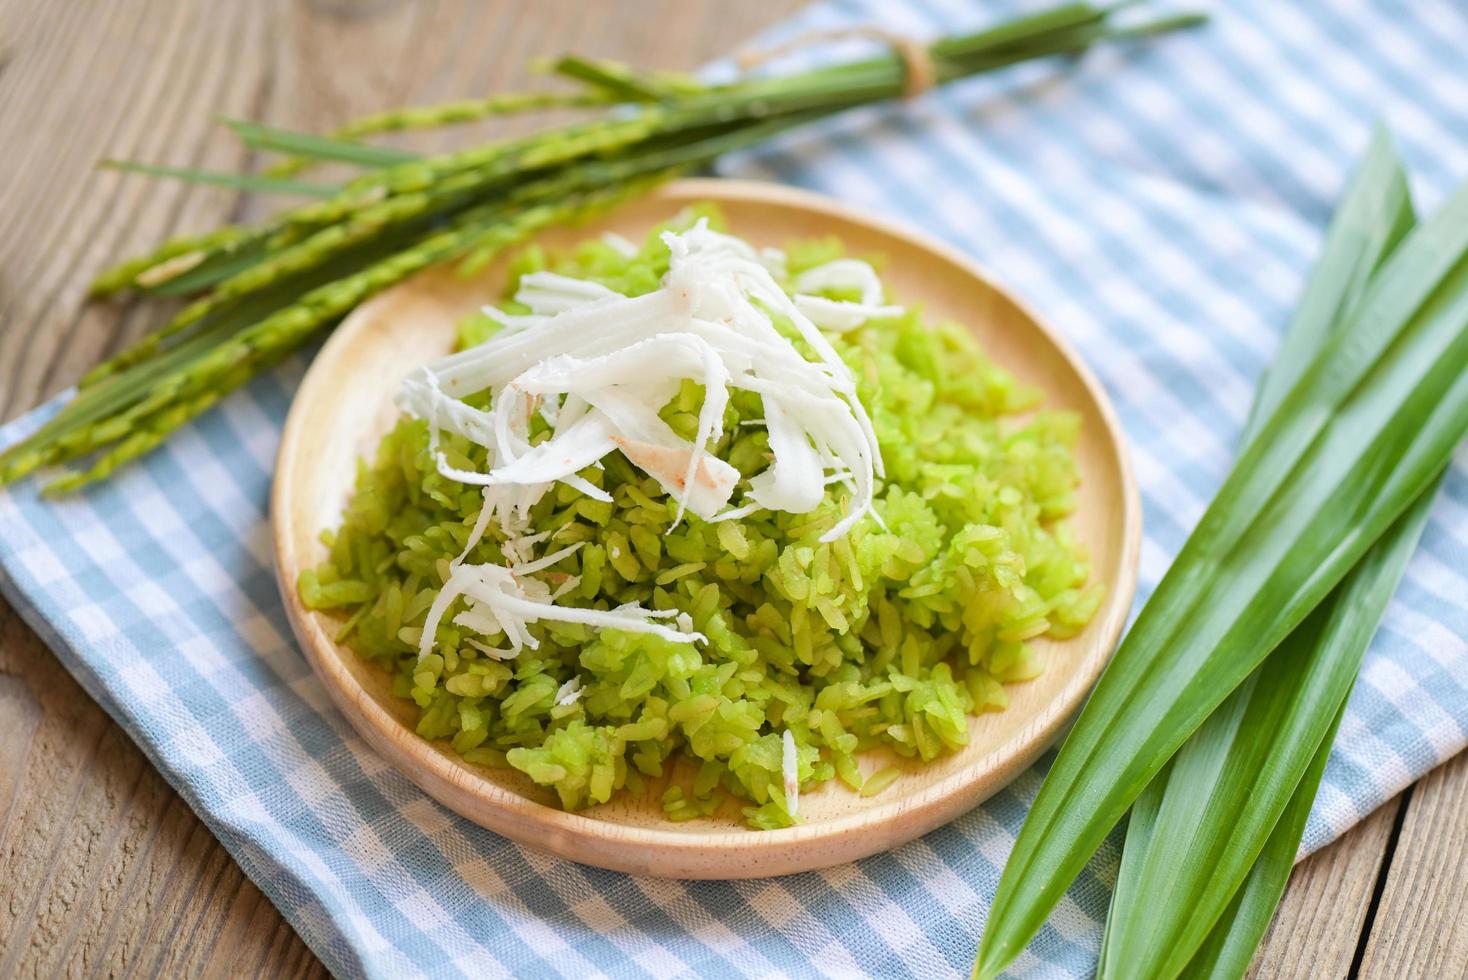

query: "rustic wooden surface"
left=0, top=0, right=1463, bottom=976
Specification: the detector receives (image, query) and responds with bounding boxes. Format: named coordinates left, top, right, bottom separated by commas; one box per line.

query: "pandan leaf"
left=1098, top=125, right=1437, bottom=980
left=975, top=132, right=1468, bottom=979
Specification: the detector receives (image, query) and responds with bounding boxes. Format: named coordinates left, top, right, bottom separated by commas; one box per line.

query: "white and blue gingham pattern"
left=2, top=1, right=1466, bottom=976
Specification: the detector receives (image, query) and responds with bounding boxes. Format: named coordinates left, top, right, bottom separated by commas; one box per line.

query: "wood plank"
left=4, top=0, right=1456, bottom=973
left=0, top=672, right=43, bottom=842
left=0, top=0, right=264, bottom=417
left=1357, top=753, right=1468, bottom=978
left=0, top=0, right=800, bottom=975
left=1247, top=796, right=1403, bottom=979
left=2, top=0, right=1460, bottom=972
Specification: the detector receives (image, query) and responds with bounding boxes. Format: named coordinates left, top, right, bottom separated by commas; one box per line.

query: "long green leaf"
left=1096, top=756, right=1167, bottom=979
left=1104, top=489, right=1436, bottom=979
left=975, top=157, right=1468, bottom=979
left=220, top=117, right=421, bottom=167
left=1098, top=126, right=1421, bottom=979
left=100, top=159, right=338, bottom=197
left=1175, top=486, right=1435, bottom=979
left=1244, top=131, right=1415, bottom=432
left=1176, top=699, right=1341, bottom=979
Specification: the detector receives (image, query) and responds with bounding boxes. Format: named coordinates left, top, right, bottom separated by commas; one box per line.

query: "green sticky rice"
left=299, top=205, right=1102, bottom=829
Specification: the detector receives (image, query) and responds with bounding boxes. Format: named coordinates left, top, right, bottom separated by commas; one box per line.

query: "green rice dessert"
left=299, top=206, right=1100, bottom=829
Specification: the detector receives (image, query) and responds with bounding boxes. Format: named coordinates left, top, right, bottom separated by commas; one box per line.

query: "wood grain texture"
left=1358, top=751, right=1468, bottom=978
left=272, top=179, right=1141, bottom=878
left=0, top=0, right=1462, bottom=970
left=1246, top=797, right=1403, bottom=979
left=0, top=0, right=801, bottom=973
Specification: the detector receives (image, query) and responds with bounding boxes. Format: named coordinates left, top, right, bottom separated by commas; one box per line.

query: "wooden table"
left=0, top=1, right=1463, bottom=976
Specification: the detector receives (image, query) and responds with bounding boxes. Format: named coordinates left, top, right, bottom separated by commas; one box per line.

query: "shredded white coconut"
left=554, top=676, right=584, bottom=707
left=600, top=230, right=639, bottom=258
left=416, top=542, right=705, bottom=662
left=791, top=257, right=902, bottom=332
left=399, top=222, right=898, bottom=660
left=513, top=271, right=623, bottom=315
left=464, top=638, right=512, bottom=660
left=794, top=257, right=885, bottom=305
left=758, top=246, right=788, bottom=279
left=782, top=729, right=799, bottom=818
left=792, top=294, right=905, bottom=333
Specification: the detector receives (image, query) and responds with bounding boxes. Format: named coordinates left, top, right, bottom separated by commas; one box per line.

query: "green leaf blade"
left=1178, top=701, right=1341, bottom=980
left=1244, top=126, right=1415, bottom=440
left=1103, top=496, right=1435, bottom=978
left=975, top=145, right=1468, bottom=980
left=1099, top=124, right=1418, bottom=979
left=101, top=159, right=339, bottom=197
left=1172, top=482, right=1438, bottom=979
left=220, top=117, right=422, bottom=168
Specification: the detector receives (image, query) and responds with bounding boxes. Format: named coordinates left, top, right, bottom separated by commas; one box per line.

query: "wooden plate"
left=272, top=178, right=1141, bottom=879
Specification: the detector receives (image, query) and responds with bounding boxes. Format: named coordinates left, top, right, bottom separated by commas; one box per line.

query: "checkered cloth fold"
left=2, top=1, right=1466, bottom=976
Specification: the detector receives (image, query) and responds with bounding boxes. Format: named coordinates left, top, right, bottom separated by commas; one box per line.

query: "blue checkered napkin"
left=2, top=1, right=1467, bottom=976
